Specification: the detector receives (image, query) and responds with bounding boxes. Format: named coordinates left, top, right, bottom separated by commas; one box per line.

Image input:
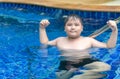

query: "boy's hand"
left=40, top=19, right=50, bottom=29
left=107, top=20, right=118, bottom=31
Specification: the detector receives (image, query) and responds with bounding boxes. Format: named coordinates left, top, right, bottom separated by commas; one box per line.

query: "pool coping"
left=0, top=0, right=120, bottom=12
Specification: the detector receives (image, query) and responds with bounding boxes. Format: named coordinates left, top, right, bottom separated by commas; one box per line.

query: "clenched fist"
left=40, top=19, right=50, bottom=29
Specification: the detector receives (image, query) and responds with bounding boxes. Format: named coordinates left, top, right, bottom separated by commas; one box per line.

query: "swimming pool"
left=0, top=3, right=120, bottom=79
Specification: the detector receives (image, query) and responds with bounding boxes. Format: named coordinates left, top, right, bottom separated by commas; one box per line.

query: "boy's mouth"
left=70, top=31, right=76, bottom=33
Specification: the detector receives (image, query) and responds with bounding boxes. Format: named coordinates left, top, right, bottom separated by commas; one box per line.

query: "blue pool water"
left=0, top=3, right=120, bottom=79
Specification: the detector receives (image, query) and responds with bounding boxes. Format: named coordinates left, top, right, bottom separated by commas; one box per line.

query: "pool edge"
left=0, top=0, right=120, bottom=12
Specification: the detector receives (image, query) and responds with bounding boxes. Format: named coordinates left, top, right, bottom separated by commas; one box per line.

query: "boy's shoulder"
left=84, top=36, right=94, bottom=39
left=54, top=37, right=66, bottom=44
left=56, top=37, right=66, bottom=40
left=81, top=36, right=92, bottom=39
left=82, top=36, right=95, bottom=41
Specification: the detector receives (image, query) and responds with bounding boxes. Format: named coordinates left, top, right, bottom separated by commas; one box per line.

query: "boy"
left=39, top=14, right=118, bottom=79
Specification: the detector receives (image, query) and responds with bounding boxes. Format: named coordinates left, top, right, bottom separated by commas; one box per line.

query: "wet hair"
left=64, top=14, right=83, bottom=25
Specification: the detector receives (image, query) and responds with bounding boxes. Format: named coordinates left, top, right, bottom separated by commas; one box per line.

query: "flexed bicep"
left=39, top=19, right=50, bottom=45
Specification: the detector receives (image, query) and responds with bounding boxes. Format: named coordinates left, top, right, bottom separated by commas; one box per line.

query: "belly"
left=60, top=51, right=91, bottom=62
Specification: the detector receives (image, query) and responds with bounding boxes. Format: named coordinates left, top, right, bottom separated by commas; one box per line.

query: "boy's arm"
left=39, top=19, right=57, bottom=46
left=91, top=20, right=118, bottom=48
left=106, top=20, right=118, bottom=48
left=39, top=28, right=49, bottom=44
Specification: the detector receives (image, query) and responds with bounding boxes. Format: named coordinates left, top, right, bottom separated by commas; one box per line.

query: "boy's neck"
left=67, top=36, right=82, bottom=40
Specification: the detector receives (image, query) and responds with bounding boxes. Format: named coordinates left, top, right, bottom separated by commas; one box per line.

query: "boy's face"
left=65, top=17, right=83, bottom=38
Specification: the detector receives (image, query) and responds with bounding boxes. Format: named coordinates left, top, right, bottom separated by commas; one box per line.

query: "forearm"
left=39, top=27, right=49, bottom=44
left=107, top=29, right=118, bottom=48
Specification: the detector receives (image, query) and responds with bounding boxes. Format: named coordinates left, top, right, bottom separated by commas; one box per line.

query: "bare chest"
left=57, top=39, right=92, bottom=50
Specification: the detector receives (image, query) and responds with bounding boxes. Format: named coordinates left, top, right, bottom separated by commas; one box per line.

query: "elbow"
left=107, top=44, right=116, bottom=48
left=40, top=40, right=48, bottom=45
left=40, top=39, right=49, bottom=45
left=41, top=42, right=48, bottom=45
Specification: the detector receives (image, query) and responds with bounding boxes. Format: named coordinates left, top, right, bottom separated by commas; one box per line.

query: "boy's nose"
left=71, top=25, right=75, bottom=29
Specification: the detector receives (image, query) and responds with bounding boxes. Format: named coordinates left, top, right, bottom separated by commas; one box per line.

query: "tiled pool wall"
left=0, top=2, right=120, bottom=31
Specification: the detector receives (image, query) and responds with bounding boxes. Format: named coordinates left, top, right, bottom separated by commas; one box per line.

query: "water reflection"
left=27, top=45, right=60, bottom=79
left=56, top=49, right=111, bottom=79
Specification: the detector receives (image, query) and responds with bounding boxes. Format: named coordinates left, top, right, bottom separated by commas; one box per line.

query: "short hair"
left=64, top=14, right=83, bottom=25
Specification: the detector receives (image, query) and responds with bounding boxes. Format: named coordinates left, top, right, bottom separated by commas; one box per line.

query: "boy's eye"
left=75, top=23, right=79, bottom=26
left=66, top=23, right=80, bottom=26
left=67, top=23, right=72, bottom=26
